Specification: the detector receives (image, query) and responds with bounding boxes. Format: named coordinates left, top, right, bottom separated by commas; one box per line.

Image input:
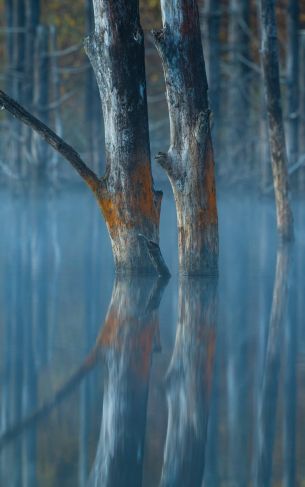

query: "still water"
left=0, top=185, right=304, bottom=486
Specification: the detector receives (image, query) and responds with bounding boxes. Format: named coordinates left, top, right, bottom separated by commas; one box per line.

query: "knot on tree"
left=133, top=27, right=143, bottom=44
left=151, top=27, right=170, bottom=56
left=195, top=109, right=211, bottom=143
left=155, top=152, right=173, bottom=176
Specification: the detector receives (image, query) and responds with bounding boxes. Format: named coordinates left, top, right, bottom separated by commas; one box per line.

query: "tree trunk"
left=24, top=0, right=41, bottom=168
left=153, top=0, right=219, bottom=276
left=260, top=0, right=294, bottom=241
left=49, top=25, right=63, bottom=178
left=85, top=0, right=165, bottom=275
left=84, top=0, right=103, bottom=174
left=286, top=0, right=299, bottom=166
left=32, top=25, right=50, bottom=176
left=11, top=0, right=26, bottom=173
left=4, top=0, right=14, bottom=88
left=227, top=0, right=251, bottom=179
left=24, top=0, right=40, bottom=103
left=204, top=0, right=221, bottom=158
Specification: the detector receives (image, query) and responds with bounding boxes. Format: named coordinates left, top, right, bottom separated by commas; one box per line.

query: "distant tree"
left=227, top=0, right=251, bottom=177
left=259, top=0, right=294, bottom=241
left=84, top=0, right=103, bottom=173
left=286, top=0, right=300, bottom=166
left=153, top=0, right=219, bottom=276
left=204, top=0, right=221, bottom=157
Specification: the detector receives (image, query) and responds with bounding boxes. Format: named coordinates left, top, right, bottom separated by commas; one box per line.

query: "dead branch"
left=0, top=89, right=99, bottom=192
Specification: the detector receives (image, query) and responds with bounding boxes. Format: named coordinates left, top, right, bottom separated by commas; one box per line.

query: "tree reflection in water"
left=160, top=277, right=218, bottom=487
left=88, top=276, right=167, bottom=487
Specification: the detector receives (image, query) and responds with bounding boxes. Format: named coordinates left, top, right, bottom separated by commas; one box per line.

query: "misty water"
left=0, top=184, right=305, bottom=487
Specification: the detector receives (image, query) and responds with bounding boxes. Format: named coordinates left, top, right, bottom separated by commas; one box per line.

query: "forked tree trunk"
left=153, top=0, right=219, bottom=276
left=85, top=0, right=164, bottom=275
left=260, top=0, right=294, bottom=241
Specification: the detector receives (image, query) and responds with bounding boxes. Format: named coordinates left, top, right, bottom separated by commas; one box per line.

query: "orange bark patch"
left=203, top=137, right=218, bottom=225
left=97, top=162, right=159, bottom=238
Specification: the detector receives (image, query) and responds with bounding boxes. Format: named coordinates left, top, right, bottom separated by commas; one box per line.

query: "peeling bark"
left=152, top=0, right=219, bottom=276
left=84, top=0, right=165, bottom=275
left=260, top=0, right=294, bottom=241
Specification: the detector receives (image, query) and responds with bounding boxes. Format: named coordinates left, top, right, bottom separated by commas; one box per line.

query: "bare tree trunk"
left=227, top=0, right=251, bottom=178
left=84, top=0, right=166, bottom=275
left=24, top=0, right=40, bottom=169
left=204, top=0, right=221, bottom=165
left=11, top=0, right=26, bottom=173
left=259, top=0, right=294, bottom=241
left=24, top=0, right=40, bottom=105
left=32, top=25, right=50, bottom=177
left=84, top=0, right=103, bottom=174
left=153, top=0, right=219, bottom=276
left=4, top=0, right=14, bottom=89
left=286, top=0, right=299, bottom=166
left=49, top=25, right=63, bottom=178
left=300, top=31, right=305, bottom=157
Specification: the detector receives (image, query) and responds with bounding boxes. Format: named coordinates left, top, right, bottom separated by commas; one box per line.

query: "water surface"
left=0, top=185, right=305, bottom=486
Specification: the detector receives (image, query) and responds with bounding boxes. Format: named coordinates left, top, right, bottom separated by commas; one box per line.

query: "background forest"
left=0, top=0, right=305, bottom=190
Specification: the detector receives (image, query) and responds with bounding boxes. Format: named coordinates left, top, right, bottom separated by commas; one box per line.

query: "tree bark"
left=153, top=0, right=219, bottom=276
left=260, top=0, right=294, bottom=241
left=204, top=0, right=221, bottom=155
left=286, top=0, right=299, bottom=166
left=84, top=0, right=103, bottom=174
left=85, top=0, right=165, bottom=275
